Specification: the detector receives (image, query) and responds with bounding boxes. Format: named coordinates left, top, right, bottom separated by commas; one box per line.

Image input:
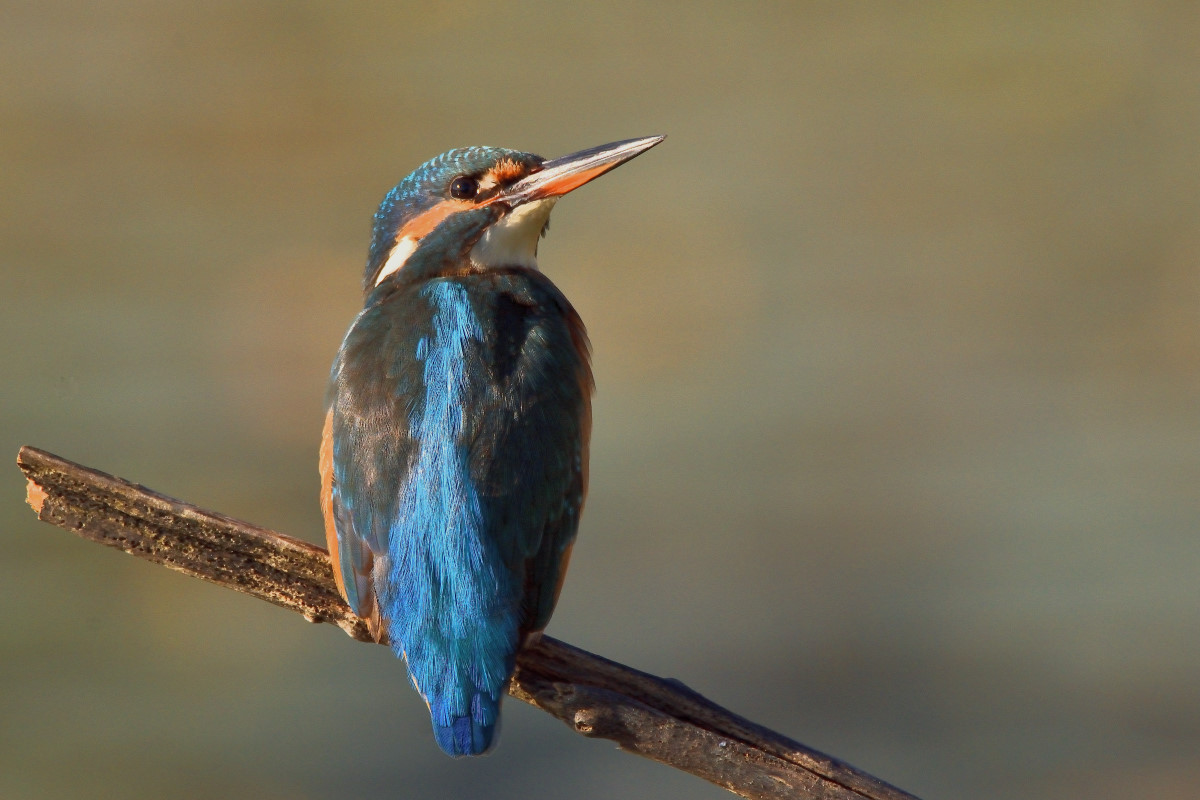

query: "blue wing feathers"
left=327, top=268, right=590, bottom=756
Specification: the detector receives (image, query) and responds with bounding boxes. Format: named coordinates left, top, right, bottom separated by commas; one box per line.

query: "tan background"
left=3, top=3, right=1199, bottom=798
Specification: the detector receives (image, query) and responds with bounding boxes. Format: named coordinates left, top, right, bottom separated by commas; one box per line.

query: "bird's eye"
left=449, top=176, right=478, bottom=200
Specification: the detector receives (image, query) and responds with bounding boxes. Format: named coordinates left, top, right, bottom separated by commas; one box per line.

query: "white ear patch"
left=470, top=198, right=557, bottom=270
left=374, top=236, right=419, bottom=287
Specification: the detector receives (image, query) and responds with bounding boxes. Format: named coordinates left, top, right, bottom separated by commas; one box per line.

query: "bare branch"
left=16, top=445, right=920, bottom=800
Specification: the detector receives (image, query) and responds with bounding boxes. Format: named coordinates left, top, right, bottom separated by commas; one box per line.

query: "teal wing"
left=466, top=272, right=593, bottom=635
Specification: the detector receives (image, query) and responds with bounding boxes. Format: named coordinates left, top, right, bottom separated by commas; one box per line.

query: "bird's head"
left=364, top=136, right=664, bottom=291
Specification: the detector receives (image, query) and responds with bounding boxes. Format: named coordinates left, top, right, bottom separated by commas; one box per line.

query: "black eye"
left=449, top=175, right=478, bottom=200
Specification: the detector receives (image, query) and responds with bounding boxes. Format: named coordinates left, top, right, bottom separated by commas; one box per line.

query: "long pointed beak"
left=500, top=135, right=665, bottom=206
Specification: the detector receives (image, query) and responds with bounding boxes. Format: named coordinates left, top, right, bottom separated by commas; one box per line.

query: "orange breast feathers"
left=319, top=410, right=348, bottom=605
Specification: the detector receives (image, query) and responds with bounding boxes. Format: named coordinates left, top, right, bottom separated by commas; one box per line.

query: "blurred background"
left=3, top=2, right=1199, bottom=798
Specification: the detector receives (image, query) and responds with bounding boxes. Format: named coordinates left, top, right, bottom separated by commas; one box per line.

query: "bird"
left=320, top=136, right=664, bottom=756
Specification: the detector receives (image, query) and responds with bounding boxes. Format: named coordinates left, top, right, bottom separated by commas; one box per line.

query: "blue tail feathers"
left=430, top=690, right=501, bottom=756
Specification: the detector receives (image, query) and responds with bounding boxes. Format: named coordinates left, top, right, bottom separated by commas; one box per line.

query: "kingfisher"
left=320, top=136, right=664, bottom=756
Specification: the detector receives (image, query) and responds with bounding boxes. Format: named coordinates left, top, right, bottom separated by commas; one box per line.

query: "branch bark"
left=17, top=445, right=920, bottom=800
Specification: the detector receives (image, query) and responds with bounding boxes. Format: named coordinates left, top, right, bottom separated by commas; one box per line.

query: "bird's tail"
left=429, top=690, right=501, bottom=757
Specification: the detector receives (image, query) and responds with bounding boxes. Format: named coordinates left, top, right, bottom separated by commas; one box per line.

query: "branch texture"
left=17, top=445, right=919, bottom=800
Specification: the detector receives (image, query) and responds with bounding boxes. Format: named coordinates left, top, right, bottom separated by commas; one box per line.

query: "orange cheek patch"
left=396, top=199, right=470, bottom=243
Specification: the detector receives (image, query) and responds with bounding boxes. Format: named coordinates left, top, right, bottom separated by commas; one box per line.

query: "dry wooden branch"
left=17, top=445, right=920, bottom=800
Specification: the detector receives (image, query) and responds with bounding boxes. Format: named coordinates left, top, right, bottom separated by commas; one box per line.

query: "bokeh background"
left=3, top=3, right=1199, bottom=798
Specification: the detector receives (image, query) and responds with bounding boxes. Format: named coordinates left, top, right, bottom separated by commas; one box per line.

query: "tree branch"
left=16, top=445, right=920, bottom=800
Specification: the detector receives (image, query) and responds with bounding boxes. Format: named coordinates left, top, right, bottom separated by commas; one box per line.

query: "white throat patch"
left=469, top=198, right=557, bottom=270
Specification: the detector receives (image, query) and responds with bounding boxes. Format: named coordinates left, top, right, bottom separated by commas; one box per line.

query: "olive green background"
left=3, top=3, right=1199, bottom=798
